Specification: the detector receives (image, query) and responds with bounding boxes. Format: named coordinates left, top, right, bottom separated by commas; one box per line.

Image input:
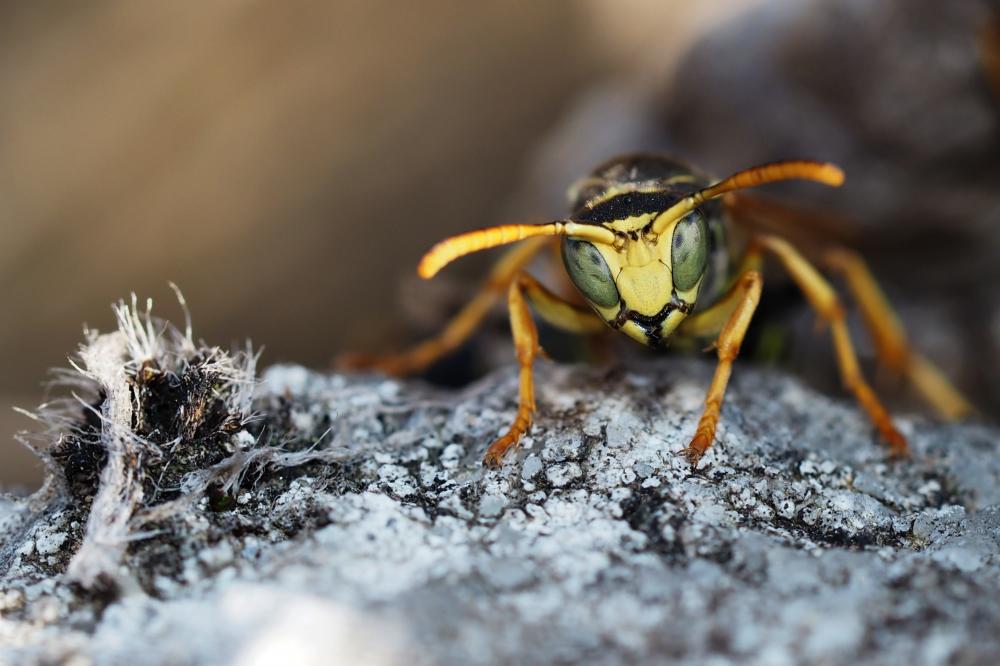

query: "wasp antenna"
left=418, top=224, right=561, bottom=279
left=701, top=161, right=844, bottom=198
left=418, top=222, right=615, bottom=279
left=652, top=160, right=845, bottom=235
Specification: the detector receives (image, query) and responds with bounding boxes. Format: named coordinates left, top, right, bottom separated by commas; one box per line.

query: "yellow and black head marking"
left=420, top=157, right=843, bottom=348
left=348, top=154, right=973, bottom=469
left=561, top=156, right=722, bottom=348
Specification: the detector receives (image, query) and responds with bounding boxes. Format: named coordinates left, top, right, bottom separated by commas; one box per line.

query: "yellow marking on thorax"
left=572, top=172, right=702, bottom=211
left=584, top=176, right=700, bottom=205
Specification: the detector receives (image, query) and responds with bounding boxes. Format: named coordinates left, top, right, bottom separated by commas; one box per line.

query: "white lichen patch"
left=34, top=528, right=67, bottom=556
left=3, top=345, right=1000, bottom=665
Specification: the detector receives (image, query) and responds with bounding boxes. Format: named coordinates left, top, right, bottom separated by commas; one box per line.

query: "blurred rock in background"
left=655, top=0, right=1000, bottom=416
left=0, top=0, right=744, bottom=488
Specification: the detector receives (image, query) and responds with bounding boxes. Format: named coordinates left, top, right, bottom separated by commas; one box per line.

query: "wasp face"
left=415, top=155, right=842, bottom=348
left=561, top=156, right=718, bottom=347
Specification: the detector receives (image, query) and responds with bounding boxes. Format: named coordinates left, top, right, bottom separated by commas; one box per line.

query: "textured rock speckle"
left=2, top=340, right=1000, bottom=664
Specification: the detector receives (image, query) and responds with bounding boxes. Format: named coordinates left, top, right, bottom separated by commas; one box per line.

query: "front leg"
left=678, top=270, right=763, bottom=465
left=482, top=274, right=541, bottom=467
left=483, top=271, right=604, bottom=467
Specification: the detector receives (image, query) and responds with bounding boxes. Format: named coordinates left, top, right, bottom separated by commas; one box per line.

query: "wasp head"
left=562, top=175, right=714, bottom=346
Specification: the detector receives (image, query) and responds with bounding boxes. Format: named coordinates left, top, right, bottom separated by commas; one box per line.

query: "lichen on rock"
left=2, top=298, right=1000, bottom=665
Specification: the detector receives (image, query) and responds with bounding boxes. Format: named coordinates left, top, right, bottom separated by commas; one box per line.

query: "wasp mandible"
left=343, top=156, right=973, bottom=467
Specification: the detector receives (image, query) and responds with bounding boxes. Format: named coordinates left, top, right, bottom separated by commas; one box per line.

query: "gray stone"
left=2, top=306, right=1000, bottom=665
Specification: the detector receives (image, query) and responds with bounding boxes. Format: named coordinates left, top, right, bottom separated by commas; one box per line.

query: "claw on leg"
left=680, top=432, right=715, bottom=467
left=483, top=419, right=530, bottom=468
left=682, top=399, right=723, bottom=466
left=483, top=362, right=537, bottom=468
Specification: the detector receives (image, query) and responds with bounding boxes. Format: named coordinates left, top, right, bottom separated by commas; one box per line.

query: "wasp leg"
left=755, top=235, right=907, bottom=455
left=517, top=272, right=607, bottom=336
left=338, top=237, right=551, bottom=376
left=823, top=248, right=974, bottom=419
left=676, top=270, right=763, bottom=465
left=483, top=271, right=604, bottom=468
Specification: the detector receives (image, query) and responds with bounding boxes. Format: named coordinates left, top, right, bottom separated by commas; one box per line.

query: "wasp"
left=342, top=155, right=973, bottom=467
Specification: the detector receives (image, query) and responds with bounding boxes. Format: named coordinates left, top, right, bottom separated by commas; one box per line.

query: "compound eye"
left=671, top=211, right=708, bottom=291
left=561, top=239, right=619, bottom=308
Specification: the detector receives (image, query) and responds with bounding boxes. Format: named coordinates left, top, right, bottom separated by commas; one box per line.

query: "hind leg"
left=755, top=235, right=907, bottom=455
left=823, top=248, right=974, bottom=419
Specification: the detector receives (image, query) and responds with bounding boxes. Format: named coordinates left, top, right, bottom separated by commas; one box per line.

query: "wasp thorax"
left=568, top=155, right=701, bottom=211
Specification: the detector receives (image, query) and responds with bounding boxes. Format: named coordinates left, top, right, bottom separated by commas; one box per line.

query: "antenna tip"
left=417, top=241, right=450, bottom=278
left=417, top=256, right=438, bottom=279
left=819, top=163, right=846, bottom=187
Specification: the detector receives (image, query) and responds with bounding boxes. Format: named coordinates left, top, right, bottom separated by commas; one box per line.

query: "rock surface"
left=2, top=314, right=1000, bottom=664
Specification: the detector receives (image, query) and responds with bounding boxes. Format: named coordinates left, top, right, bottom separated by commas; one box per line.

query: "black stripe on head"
left=574, top=191, right=682, bottom=224
left=615, top=294, right=692, bottom=327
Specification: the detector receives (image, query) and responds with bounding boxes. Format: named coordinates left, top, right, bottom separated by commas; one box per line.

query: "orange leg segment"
left=823, top=248, right=974, bottom=420
left=756, top=235, right=907, bottom=456
left=482, top=271, right=604, bottom=467
left=483, top=274, right=542, bottom=467
left=338, top=237, right=551, bottom=376
left=679, top=270, right=763, bottom=465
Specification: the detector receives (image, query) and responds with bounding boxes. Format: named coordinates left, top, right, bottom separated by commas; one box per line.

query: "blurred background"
left=2, top=0, right=998, bottom=490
